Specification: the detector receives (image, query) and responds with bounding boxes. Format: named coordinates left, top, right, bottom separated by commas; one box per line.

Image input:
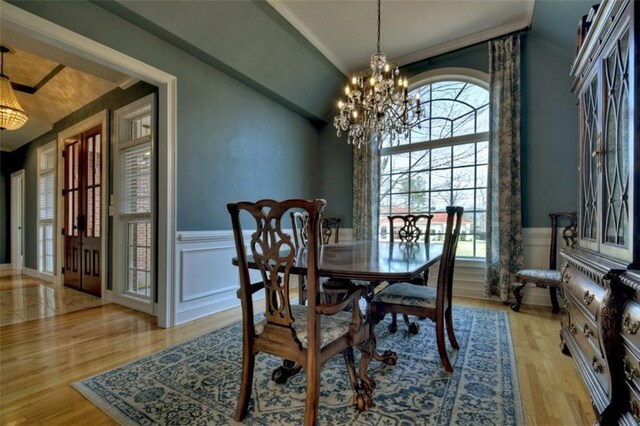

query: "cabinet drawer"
left=567, top=300, right=601, bottom=356
left=623, top=343, right=640, bottom=392
left=622, top=300, right=640, bottom=354
left=565, top=304, right=609, bottom=393
left=562, top=265, right=605, bottom=321
left=628, top=381, right=640, bottom=425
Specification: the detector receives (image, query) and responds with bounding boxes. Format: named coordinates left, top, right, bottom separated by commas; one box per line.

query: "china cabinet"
left=560, top=0, right=639, bottom=424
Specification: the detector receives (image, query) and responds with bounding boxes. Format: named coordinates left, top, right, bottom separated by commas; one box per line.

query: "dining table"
left=232, top=239, right=444, bottom=389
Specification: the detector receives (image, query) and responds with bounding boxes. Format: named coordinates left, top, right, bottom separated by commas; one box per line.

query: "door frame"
left=10, top=170, right=25, bottom=271
left=56, top=111, right=108, bottom=294
left=0, top=1, right=177, bottom=327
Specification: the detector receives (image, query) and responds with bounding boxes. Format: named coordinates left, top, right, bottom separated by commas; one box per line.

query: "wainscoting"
left=173, top=227, right=560, bottom=325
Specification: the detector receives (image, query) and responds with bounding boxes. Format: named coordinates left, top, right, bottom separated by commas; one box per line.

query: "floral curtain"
left=485, top=34, right=524, bottom=300
left=352, top=143, right=380, bottom=241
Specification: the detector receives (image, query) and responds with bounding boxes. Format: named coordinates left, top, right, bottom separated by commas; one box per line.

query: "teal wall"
left=5, top=82, right=157, bottom=270
left=319, top=0, right=592, bottom=228
left=10, top=0, right=338, bottom=233
left=6, top=0, right=595, bottom=242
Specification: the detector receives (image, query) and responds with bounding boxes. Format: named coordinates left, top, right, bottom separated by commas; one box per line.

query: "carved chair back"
left=388, top=214, right=434, bottom=244
left=230, top=199, right=324, bottom=346
left=321, top=217, right=341, bottom=244
left=290, top=211, right=313, bottom=252
left=549, top=212, right=577, bottom=270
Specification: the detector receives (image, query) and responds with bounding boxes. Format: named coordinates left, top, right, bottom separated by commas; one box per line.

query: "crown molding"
left=393, top=16, right=532, bottom=67
left=266, top=0, right=349, bottom=76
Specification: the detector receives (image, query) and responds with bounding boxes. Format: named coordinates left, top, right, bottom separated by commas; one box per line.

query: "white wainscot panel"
left=174, top=230, right=260, bottom=325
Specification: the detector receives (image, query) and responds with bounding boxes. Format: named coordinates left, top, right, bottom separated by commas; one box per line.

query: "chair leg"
left=403, top=314, right=420, bottom=335
left=445, top=306, right=459, bottom=350
left=304, top=363, right=321, bottom=426
left=436, top=317, right=453, bottom=373
left=511, top=282, right=526, bottom=312
left=388, top=313, right=398, bottom=333
left=549, top=286, right=560, bottom=314
left=234, top=350, right=255, bottom=421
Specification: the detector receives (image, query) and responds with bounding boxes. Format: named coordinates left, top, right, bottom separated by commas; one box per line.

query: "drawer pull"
left=624, top=357, right=640, bottom=381
left=623, top=313, right=640, bottom=335
left=591, top=355, right=603, bottom=374
left=583, top=290, right=595, bottom=306
left=562, top=272, right=571, bottom=284
left=582, top=324, right=593, bottom=338
left=631, top=400, right=640, bottom=422
left=569, top=323, right=578, bottom=335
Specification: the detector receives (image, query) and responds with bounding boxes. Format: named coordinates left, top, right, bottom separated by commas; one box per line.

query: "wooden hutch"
left=560, top=0, right=639, bottom=424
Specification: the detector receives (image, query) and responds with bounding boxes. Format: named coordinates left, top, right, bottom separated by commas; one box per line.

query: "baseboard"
left=0, top=263, right=12, bottom=271
left=22, top=267, right=55, bottom=283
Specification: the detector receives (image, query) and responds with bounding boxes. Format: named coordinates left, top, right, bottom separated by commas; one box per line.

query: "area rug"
left=73, top=306, right=523, bottom=425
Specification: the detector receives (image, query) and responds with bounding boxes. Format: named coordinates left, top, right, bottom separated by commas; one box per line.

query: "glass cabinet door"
left=579, top=74, right=600, bottom=251
left=601, top=27, right=631, bottom=261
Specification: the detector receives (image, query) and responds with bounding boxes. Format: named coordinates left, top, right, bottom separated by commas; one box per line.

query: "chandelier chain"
left=376, top=0, right=381, bottom=53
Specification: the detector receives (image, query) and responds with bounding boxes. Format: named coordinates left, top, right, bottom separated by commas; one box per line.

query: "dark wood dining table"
left=232, top=239, right=443, bottom=407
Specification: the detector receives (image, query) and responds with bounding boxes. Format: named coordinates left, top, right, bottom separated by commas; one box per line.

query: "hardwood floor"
left=0, top=271, right=105, bottom=326
left=0, top=285, right=593, bottom=425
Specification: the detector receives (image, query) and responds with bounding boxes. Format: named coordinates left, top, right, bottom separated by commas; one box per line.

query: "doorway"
left=10, top=170, right=25, bottom=271
left=62, top=125, right=103, bottom=296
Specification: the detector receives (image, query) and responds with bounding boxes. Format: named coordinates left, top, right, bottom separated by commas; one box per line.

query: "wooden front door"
left=63, top=125, right=102, bottom=296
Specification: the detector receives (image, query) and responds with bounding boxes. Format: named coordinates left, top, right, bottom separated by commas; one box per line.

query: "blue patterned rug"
left=73, top=306, right=523, bottom=425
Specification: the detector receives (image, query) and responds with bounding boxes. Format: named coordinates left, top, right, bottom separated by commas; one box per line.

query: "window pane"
left=391, top=194, right=408, bottom=213
left=411, top=171, right=429, bottom=192
left=477, top=141, right=489, bottom=164
left=452, top=189, right=475, bottom=210
left=430, top=191, right=450, bottom=211
left=391, top=152, right=410, bottom=173
left=410, top=192, right=428, bottom=212
left=122, top=142, right=152, bottom=214
left=411, top=150, right=429, bottom=170
left=453, top=167, right=475, bottom=189
left=390, top=173, right=409, bottom=194
left=453, top=143, right=475, bottom=167
left=476, top=165, right=488, bottom=188
left=431, top=169, right=451, bottom=191
left=431, top=147, right=451, bottom=169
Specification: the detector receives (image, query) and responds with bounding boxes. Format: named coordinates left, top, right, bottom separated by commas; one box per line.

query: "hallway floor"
left=0, top=270, right=107, bottom=326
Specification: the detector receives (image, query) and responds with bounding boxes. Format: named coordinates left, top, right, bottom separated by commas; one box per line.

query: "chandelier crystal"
left=0, top=46, right=28, bottom=131
left=333, top=0, right=423, bottom=149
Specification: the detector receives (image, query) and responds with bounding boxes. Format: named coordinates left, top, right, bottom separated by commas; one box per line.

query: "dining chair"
left=370, top=206, right=463, bottom=373
left=229, top=199, right=373, bottom=425
left=386, top=214, right=434, bottom=334
left=321, top=216, right=341, bottom=244
left=510, top=211, right=577, bottom=313
left=290, top=211, right=320, bottom=305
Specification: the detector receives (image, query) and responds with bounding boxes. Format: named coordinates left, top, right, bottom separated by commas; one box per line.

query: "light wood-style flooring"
left=0, top=273, right=593, bottom=425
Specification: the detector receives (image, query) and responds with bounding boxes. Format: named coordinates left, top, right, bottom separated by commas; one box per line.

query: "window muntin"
left=379, top=79, right=489, bottom=258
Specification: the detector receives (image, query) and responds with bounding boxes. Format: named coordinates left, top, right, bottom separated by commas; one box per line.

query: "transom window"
left=379, top=77, right=489, bottom=258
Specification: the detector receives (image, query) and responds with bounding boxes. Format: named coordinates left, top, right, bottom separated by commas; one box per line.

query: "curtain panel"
left=352, top=143, right=380, bottom=241
left=485, top=34, right=525, bottom=300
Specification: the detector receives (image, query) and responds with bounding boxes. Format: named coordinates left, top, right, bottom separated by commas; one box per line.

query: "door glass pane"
left=581, top=77, right=598, bottom=241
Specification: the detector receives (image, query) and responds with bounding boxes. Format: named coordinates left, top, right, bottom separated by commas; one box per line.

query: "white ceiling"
left=269, top=0, right=535, bottom=75
left=0, top=28, right=131, bottom=152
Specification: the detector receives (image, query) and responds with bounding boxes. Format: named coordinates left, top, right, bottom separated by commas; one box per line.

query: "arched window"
left=379, top=70, right=489, bottom=258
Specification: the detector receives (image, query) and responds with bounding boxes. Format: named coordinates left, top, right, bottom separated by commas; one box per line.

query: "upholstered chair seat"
left=255, top=305, right=353, bottom=348
left=516, top=269, right=562, bottom=284
left=373, top=283, right=437, bottom=309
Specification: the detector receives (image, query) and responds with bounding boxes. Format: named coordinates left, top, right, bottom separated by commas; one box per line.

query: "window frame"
left=379, top=68, right=489, bottom=259
left=37, top=141, right=56, bottom=275
left=112, top=94, right=156, bottom=310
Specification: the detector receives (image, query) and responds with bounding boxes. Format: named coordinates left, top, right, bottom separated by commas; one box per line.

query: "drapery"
left=352, top=142, right=380, bottom=241
left=485, top=34, right=525, bottom=300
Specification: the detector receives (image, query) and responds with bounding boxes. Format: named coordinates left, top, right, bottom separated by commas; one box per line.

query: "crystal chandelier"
left=0, top=46, right=28, bottom=131
left=334, top=0, right=423, bottom=149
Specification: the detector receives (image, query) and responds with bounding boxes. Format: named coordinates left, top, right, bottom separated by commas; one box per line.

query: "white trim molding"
left=1, top=0, right=178, bottom=327
left=0, top=264, right=13, bottom=271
